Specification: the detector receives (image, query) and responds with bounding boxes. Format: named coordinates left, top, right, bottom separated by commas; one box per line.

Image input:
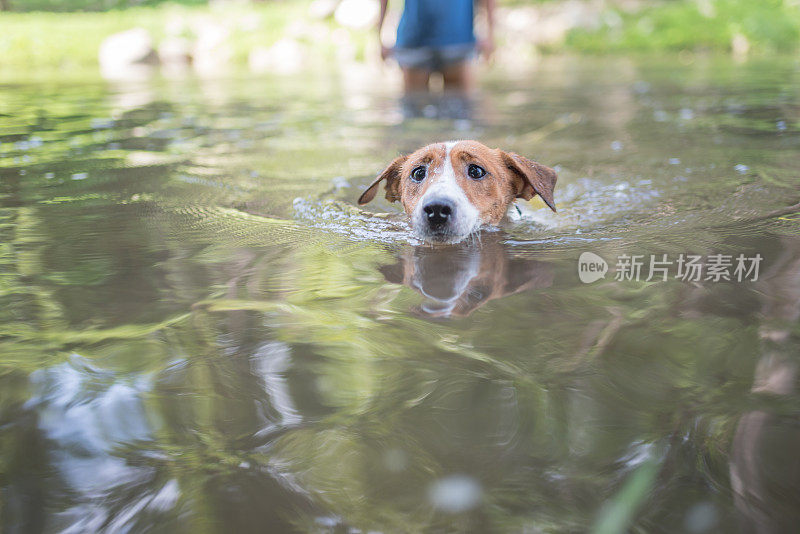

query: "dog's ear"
left=501, top=152, right=557, bottom=212
left=358, top=155, right=407, bottom=205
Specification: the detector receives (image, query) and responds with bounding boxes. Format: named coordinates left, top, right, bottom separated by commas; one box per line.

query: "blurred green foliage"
left=568, top=0, right=800, bottom=53
left=0, top=0, right=798, bottom=72
left=0, top=2, right=307, bottom=69
left=5, top=0, right=207, bottom=11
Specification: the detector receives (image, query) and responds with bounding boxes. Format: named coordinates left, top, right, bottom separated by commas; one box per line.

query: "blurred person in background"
left=378, top=0, right=496, bottom=96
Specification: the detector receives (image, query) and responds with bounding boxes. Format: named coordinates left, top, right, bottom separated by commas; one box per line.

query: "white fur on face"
left=411, top=141, right=481, bottom=243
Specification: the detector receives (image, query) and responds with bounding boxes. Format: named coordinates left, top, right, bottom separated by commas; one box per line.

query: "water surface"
left=1, top=57, right=800, bottom=533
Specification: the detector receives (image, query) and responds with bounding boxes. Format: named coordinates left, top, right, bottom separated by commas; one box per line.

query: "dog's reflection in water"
left=380, top=233, right=554, bottom=317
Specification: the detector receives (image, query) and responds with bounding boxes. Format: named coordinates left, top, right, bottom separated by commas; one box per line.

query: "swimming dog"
left=358, top=140, right=557, bottom=243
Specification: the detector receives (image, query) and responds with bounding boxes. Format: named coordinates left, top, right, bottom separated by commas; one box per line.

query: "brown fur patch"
left=359, top=140, right=558, bottom=223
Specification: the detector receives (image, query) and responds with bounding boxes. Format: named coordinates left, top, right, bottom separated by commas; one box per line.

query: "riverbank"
left=1, top=0, right=798, bottom=73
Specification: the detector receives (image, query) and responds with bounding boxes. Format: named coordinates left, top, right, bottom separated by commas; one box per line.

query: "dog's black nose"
left=423, top=199, right=454, bottom=227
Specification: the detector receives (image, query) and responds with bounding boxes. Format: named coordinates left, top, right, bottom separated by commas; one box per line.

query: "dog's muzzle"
left=413, top=193, right=479, bottom=243
left=423, top=197, right=455, bottom=229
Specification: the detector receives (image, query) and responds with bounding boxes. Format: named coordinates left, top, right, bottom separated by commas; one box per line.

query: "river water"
left=1, top=56, right=799, bottom=533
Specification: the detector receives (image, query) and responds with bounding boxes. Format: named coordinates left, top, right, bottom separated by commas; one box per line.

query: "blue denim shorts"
left=393, top=43, right=475, bottom=72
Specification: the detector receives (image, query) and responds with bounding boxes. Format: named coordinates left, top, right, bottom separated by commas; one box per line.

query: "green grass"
left=3, top=0, right=208, bottom=11
left=567, top=0, right=800, bottom=53
left=0, top=1, right=308, bottom=70
left=2, top=9, right=164, bottom=69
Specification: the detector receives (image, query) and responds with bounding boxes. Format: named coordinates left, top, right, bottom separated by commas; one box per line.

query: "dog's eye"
left=467, top=164, right=486, bottom=180
left=410, top=166, right=426, bottom=182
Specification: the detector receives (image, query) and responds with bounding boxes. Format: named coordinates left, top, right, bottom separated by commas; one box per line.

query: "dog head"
left=358, top=140, right=557, bottom=243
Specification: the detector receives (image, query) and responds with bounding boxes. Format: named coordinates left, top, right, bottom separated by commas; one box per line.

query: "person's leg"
left=441, top=61, right=473, bottom=93
left=402, top=67, right=431, bottom=93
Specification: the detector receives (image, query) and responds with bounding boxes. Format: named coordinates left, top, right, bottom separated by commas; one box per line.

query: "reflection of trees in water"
left=2, top=72, right=800, bottom=531
left=3, top=214, right=800, bottom=531
left=731, top=237, right=800, bottom=534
